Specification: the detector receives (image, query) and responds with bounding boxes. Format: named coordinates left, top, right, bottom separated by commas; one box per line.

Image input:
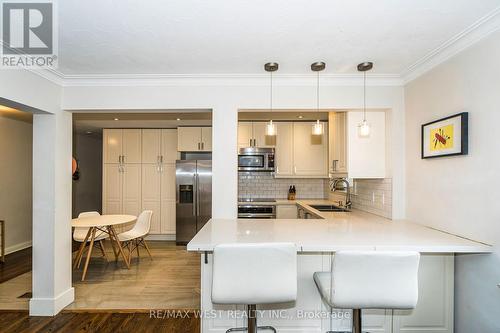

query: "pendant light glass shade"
left=266, top=119, right=276, bottom=136
left=265, top=62, right=278, bottom=137
left=358, top=119, right=370, bottom=137
left=358, top=62, right=373, bottom=138
left=311, top=62, right=325, bottom=136
left=312, top=119, right=323, bottom=136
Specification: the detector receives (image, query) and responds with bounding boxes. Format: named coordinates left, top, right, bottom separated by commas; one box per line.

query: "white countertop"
left=188, top=201, right=492, bottom=253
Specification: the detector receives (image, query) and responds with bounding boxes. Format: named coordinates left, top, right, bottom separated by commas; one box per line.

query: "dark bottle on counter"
left=288, top=185, right=296, bottom=200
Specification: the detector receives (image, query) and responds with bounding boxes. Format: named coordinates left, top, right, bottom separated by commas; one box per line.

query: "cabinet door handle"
left=294, top=165, right=297, bottom=174
left=332, top=160, right=338, bottom=172
left=122, top=155, right=125, bottom=164
left=198, top=142, right=200, bottom=150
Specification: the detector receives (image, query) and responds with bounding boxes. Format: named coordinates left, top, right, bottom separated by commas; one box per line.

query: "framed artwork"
left=421, top=112, right=468, bottom=159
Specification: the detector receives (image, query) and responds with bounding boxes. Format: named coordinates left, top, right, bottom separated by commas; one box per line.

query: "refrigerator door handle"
left=192, top=174, right=197, bottom=216
left=196, top=173, right=200, bottom=216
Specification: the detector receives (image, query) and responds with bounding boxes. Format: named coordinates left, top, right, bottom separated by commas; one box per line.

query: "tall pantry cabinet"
left=103, top=128, right=178, bottom=237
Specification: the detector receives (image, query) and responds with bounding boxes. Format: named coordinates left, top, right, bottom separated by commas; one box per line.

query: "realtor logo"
left=1, top=1, right=57, bottom=68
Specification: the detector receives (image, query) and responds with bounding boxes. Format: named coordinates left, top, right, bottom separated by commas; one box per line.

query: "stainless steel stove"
left=237, top=198, right=276, bottom=218
left=238, top=198, right=276, bottom=203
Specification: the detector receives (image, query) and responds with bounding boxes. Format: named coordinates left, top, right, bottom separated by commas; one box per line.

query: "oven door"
left=238, top=154, right=265, bottom=171
left=237, top=205, right=276, bottom=219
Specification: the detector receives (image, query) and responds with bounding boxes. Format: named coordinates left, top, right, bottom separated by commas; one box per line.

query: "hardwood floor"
left=0, top=247, right=31, bottom=284
left=0, top=310, right=200, bottom=333
left=0, top=241, right=201, bottom=311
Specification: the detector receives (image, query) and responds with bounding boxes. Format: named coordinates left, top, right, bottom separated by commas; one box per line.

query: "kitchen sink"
left=309, top=204, right=349, bottom=212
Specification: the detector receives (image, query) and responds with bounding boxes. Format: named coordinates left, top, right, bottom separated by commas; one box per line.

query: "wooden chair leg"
left=136, top=239, right=140, bottom=258
left=142, top=238, right=153, bottom=260
left=81, top=227, right=96, bottom=281
left=73, top=228, right=92, bottom=269
left=99, top=240, right=108, bottom=261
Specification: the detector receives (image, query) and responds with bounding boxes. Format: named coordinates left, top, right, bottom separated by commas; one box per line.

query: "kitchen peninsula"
left=187, top=202, right=491, bottom=333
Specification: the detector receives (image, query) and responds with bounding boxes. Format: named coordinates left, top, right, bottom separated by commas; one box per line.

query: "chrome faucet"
left=331, top=178, right=352, bottom=211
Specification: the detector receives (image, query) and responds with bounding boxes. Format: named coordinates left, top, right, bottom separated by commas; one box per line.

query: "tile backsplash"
left=329, top=178, right=392, bottom=218
left=238, top=173, right=327, bottom=199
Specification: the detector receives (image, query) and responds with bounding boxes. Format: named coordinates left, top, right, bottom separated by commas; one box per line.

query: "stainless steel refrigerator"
left=175, top=160, right=212, bottom=245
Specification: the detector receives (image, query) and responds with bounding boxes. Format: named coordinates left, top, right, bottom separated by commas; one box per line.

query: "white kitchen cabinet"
left=328, top=112, right=348, bottom=176
left=276, top=204, right=298, bottom=219
left=142, top=129, right=162, bottom=164
left=141, top=129, right=178, bottom=236
left=293, top=122, right=328, bottom=177
left=103, top=162, right=141, bottom=233
left=201, top=127, right=212, bottom=151
left=160, top=164, right=176, bottom=234
left=104, top=128, right=178, bottom=237
left=143, top=129, right=179, bottom=164
left=103, top=164, right=122, bottom=214
left=162, top=129, right=180, bottom=162
left=121, top=164, right=142, bottom=217
left=178, top=126, right=212, bottom=151
left=347, top=111, right=386, bottom=178
left=141, top=163, right=162, bottom=234
left=237, top=122, right=253, bottom=148
left=275, top=122, right=294, bottom=177
left=103, top=129, right=142, bottom=164
left=393, top=255, right=454, bottom=333
left=237, top=121, right=275, bottom=148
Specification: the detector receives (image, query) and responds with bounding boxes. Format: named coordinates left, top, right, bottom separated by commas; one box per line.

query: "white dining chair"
left=117, top=210, right=153, bottom=263
left=73, top=211, right=108, bottom=267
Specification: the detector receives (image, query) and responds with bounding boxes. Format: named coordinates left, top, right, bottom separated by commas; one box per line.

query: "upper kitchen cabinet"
left=274, top=122, right=294, bottom=177
left=177, top=126, right=212, bottom=152
left=238, top=121, right=275, bottom=148
left=328, top=112, right=348, bottom=176
left=347, top=111, right=385, bottom=178
left=103, top=129, right=142, bottom=164
left=328, top=111, right=385, bottom=179
left=292, top=122, right=328, bottom=177
left=142, top=129, right=179, bottom=163
left=274, top=121, right=328, bottom=178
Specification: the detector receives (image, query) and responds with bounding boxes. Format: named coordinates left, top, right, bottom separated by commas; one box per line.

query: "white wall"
left=0, top=113, right=32, bottom=253
left=405, top=30, right=500, bottom=332
left=62, top=82, right=406, bottom=219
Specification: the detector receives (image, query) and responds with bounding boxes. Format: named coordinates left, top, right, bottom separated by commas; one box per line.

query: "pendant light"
left=358, top=62, right=373, bottom=137
left=311, top=62, right=325, bottom=135
left=265, top=62, right=279, bottom=136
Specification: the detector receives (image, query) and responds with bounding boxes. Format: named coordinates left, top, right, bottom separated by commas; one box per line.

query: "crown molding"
left=402, top=6, right=500, bottom=84
left=50, top=72, right=403, bottom=87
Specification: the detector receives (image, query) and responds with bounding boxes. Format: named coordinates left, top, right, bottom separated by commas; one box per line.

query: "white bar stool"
left=212, top=243, right=297, bottom=333
left=313, top=251, right=420, bottom=333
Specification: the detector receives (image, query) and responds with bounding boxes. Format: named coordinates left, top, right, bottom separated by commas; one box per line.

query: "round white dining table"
left=72, top=214, right=137, bottom=281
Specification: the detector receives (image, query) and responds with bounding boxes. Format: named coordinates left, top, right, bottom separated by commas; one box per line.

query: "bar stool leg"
left=352, top=309, right=362, bottom=333
left=225, top=304, right=277, bottom=333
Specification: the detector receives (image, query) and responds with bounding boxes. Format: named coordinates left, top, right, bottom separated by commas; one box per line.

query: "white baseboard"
left=29, top=287, right=75, bottom=316
left=5, top=240, right=32, bottom=255
left=145, top=234, right=176, bottom=241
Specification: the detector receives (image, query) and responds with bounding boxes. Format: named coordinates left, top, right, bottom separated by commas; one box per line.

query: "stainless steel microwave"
left=238, top=147, right=275, bottom=172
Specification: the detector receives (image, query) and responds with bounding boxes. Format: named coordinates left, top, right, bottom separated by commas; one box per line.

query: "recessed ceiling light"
left=114, top=118, right=119, bottom=121
left=176, top=118, right=181, bottom=121
left=297, top=115, right=304, bottom=119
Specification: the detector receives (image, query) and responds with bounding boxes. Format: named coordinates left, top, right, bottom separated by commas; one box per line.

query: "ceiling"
left=73, top=111, right=212, bottom=133
left=0, top=105, right=33, bottom=123
left=57, top=0, right=500, bottom=76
